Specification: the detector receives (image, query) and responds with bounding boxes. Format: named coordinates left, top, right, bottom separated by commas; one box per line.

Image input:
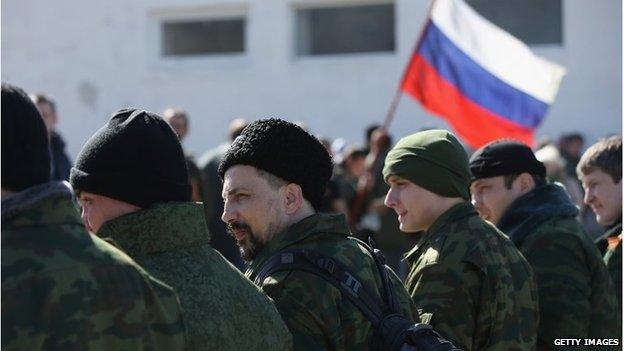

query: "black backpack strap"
left=253, top=248, right=387, bottom=327
left=350, top=236, right=402, bottom=314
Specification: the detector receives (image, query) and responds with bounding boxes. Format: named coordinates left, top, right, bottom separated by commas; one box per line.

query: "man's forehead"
left=581, top=169, right=609, bottom=183
left=223, top=165, right=263, bottom=190
left=471, top=176, right=503, bottom=186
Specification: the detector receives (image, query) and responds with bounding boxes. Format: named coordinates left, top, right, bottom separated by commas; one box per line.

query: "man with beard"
left=469, top=140, right=620, bottom=349
left=69, top=108, right=292, bottom=351
left=219, top=118, right=416, bottom=350
left=577, top=136, right=622, bottom=309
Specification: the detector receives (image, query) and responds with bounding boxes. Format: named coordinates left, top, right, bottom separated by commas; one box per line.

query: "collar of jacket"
left=97, top=202, right=209, bottom=257
left=247, top=213, right=351, bottom=275
left=404, top=202, right=476, bottom=262
left=595, top=220, right=622, bottom=252
left=1, top=181, right=78, bottom=225
left=497, top=183, right=578, bottom=246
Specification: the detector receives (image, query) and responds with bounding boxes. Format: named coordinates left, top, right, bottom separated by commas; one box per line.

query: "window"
left=161, top=18, right=245, bottom=56
left=296, top=3, right=395, bottom=56
left=466, top=0, right=562, bottom=45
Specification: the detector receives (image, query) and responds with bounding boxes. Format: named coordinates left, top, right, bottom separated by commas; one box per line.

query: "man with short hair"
left=163, top=107, right=190, bottom=140
left=31, top=93, right=72, bottom=181
left=2, top=83, right=188, bottom=350
left=163, top=107, right=203, bottom=202
left=383, top=130, right=538, bottom=351
left=577, top=136, right=622, bottom=309
left=219, top=118, right=416, bottom=350
left=470, top=139, right=620, bottom=349
left=69, top=109, right=292, bottom=351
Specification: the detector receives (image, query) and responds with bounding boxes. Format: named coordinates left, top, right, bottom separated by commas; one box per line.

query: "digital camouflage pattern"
left=97, top=202, right=292, bottom=351
left=405, top=202, right=539, bottom=351
left=246, top=213, right=416, bottom=351
left=1, top=181, right=187, bottom=350
left=498, top=184, right=621, bottom=349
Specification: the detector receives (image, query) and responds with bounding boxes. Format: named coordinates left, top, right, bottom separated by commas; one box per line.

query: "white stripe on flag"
left=430, top=0, right=566, bottom=104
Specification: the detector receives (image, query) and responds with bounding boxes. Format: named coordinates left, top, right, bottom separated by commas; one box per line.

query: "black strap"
left=355, top=236, right=402, bottom=314
left=253, top=248, right=388, bottom=327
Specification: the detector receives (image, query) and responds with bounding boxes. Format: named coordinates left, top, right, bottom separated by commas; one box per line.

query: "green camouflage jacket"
left=498, top=184, right=621, bottom=349
left=596, top=222, right=622, bottom=311
left=246, top=213, right=415, bottom=351
left=2, top=182, right=187, bottom=350
left=98, top=202, right=292, bottom=351
left=405, top=202, right=538, bottom=351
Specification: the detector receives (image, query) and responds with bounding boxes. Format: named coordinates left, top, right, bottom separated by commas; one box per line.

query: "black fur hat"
left=218, top=118, right=333, bottom=210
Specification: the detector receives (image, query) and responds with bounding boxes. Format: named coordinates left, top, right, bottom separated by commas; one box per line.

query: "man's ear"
left=516, top=173, right=536, bottom=194
left=283, top=183, right=304, bottom=215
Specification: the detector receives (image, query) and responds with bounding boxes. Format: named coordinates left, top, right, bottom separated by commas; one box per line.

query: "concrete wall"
left=2, top=0, right=621, bottom=159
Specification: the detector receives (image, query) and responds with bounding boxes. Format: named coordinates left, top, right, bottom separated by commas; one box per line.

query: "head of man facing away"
left=577, top=136, right=622, bottom=227
left=218, top=118, right=333, bottom=261
left=69, top=108, right=191, bottom=234
left=382, top=129, right=471, bottom=233
left=1, top=83, right=52, bottom=198
left=468, top=140, right=547, bottom=225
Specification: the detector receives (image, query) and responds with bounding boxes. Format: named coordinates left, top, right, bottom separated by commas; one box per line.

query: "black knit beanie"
left=218, top=118, right=333, bottom=211
left=69, top=108, right=191, bottom=208
left=1, top=83, right=51, bottom=192
left=469, top=139, right=546, bottom=181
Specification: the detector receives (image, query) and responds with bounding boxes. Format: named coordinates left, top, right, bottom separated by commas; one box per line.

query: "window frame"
left=292, top=0, right=397, bottom=58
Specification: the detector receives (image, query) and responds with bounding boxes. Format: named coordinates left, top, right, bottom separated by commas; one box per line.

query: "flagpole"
left=381, top=0, right=437, bottom=132
left=381, top=89, right=402, bottom=131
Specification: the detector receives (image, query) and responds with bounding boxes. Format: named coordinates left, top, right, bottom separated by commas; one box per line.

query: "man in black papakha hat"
left=218, top=118, right=416, bottom=350
left=69, top=108, right=292, bottom=351
left=469, top=139, right=621, bottom=349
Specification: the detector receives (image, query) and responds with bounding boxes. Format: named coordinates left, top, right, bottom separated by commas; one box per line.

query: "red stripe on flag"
left=401, top=53, right=534, bottom=149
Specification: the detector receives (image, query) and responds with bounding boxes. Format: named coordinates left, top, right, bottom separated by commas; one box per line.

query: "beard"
left=227, top=221, right=266, bottom=262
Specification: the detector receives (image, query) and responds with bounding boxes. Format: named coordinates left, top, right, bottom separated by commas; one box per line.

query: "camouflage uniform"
left=2, top=181, right=187, bottom=350
left=405, top=202, right=539, bottom=351
left=246, top=213, right=415, bottom=351
left=596, top=222, right=622, bottom=311
left=498, top=184, right=621, bottom=349
left=97, top=202, right=292, bottom=351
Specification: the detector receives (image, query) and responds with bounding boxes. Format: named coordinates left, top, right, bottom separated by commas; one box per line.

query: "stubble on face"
left=227, top=197, right=284, bottom=262
left=227, top=220, right=263, bottom=261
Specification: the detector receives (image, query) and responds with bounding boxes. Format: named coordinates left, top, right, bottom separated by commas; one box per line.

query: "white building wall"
left=2, top=0, right=621, bottom=159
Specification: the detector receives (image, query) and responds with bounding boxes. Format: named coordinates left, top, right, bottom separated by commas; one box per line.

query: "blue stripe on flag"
left=418, top=22, right=548, bottom=129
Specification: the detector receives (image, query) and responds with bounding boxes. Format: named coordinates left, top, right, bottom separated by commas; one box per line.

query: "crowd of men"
left=2, top=81, right=622, bottom=350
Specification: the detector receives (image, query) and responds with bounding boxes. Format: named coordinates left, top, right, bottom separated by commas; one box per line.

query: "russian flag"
left=401, top=0, right=566, bottom=148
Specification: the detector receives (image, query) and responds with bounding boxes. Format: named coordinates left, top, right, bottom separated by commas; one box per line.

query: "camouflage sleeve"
left=262, top=270, right=369, bottom=351
left=410, top=261, right=486, bottom=351
left=521, top=230, right=592, bottom=347
left=2, top=266, right=188, bottom=351
left=79, top=271, right=188, bottom=351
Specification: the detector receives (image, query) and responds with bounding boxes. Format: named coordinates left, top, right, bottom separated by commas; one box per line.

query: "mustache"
left=227, top=221, right=251, bottom=233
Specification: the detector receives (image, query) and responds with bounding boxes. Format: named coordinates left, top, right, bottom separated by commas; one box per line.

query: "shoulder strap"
left=350, top=236, right=402, bottom=314
left=253, top=248, right=387, bottom=327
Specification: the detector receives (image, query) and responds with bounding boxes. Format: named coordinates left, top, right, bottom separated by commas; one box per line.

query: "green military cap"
left=382, top=129, right=470, bottom=200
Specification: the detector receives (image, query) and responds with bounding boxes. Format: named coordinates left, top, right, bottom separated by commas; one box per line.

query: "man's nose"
left=384, top=188, right=396, bottom=208
left=221, top=200, right=236, bottom=224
